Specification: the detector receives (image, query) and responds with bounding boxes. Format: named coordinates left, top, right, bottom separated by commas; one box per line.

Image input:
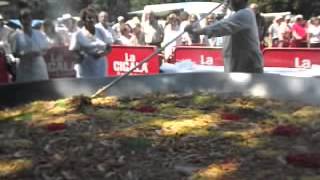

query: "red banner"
left=44, top=46, right=76, bottom=79
left=263, top=48, right=320, bottom=69
left=107, top=45, right=160, bottom=76
left=0, top=54, right=9, bottom=84
left=174, top=46, right=224, bottom=66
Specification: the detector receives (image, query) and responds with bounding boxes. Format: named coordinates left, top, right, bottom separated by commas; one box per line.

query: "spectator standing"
left=96, top=11, right=120, bottom=44
left=130, top=23, right=145, bottom=46
left=184, top=14, right=201, bottom=45
left=268, top=16, right=283, bottom=47
left=142, top=11, right=164, bottom=47
left=179, top=11, right=190, bottom=30
left=201, top=14, right=223, bottom=47
left=57, top=14, right=78, bottom=46
left=11, top=8, right=49, bottom=83
left=69, top=7, right=111, bottom=78
left=41, top=19, right=64, bottom=47
left=0, top=14, right=14, bottom=55
left=119, top=24, right=133, bottom=45
left=250, top=3, right=267, bottom=48
left=291, top=15, right=308, bottom=47
left=307, top=17, right=320, bottom=47
left=284, top=15, right=293, bottom=28
left=278, top=15, right=292, bottom=47
left=112, top=16, right=125, bottom=39
left=0, top=14, right=15, bottom=82
left=163, top=13, right=183, bottom=60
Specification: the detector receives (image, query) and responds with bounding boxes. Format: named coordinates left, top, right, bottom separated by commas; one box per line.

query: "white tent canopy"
left=0, top=1, right=9, bottom=6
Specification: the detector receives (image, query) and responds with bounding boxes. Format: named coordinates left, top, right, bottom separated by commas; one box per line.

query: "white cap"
left=0, top=14, right=4, bottom=20
left=126, top=20, right=134, bottom=29
left=295, top=14, right=304, bottom=21
left=117, top=16, right=124, bottom=22
left=285, top=15, right=291, bottom=20
left=132, top=16, right=140, bottom=24
left=275, top=15, right=283, bottom=21
left=61, top=13, right=73, bottom=21
left=130, top=21, right=141, bottom=29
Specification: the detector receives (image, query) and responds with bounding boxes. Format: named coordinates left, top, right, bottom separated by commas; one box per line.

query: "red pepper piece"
left=272, top=125, right=301, bottom=137
left=220, top=113, right=242, bottom=121
left=133, top=106, right=158, bottom=113
left=286, top=153, right=320, bottom=168
left=46, top=123, right=66, bottom=132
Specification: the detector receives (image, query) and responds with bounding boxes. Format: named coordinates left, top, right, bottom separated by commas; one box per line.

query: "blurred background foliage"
left=0, top=0, right=319, bottom=20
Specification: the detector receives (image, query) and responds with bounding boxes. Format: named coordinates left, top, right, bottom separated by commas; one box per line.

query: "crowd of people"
left=266, top=14, right=320, bottom=48
left=0, top=3, right=319, bottom=83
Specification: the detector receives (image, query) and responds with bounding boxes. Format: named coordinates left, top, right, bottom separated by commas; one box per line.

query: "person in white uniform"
left=56, top=14, right=79, bottom=46
left=69, top=7, right=111, bottom=78
left=163, top=13, right=183, bottom=61
left=12, top=8, right=50, bottom=83
left=95, top=11, right=120, bottom=44
left=185, top=0, right=263, bottom=73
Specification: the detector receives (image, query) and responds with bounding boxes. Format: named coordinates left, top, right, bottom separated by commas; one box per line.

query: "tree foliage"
left=129, top=0, right=320, bottom=18
left=1, top=0, right=319, bottom=20
left=251, top=0, right=320, bottom=17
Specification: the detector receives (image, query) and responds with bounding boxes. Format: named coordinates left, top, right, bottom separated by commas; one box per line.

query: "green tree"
left=128, top=0, right=320, bottom=18
left=251, top=0, right=320, bottom=18
left=1, top=0, right=318, bottom=20
left=129, top=0, right=216, bottom=11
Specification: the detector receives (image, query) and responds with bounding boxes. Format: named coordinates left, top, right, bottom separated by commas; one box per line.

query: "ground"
left=0, top=93, right=320, bottom=180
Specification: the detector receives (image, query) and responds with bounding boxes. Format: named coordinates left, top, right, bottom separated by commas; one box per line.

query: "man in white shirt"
left=112, top=16, right=125, bottom=39
left=307, top=17, right=320, bottom=48
left=268, top=16, right=283, bottom=47
left=142, top=11, right=164, bottom=47
left=185, top=0, right=263, bottom=73
left=56, top=14, right=78, bottom=46
left=95, top=11, right=120, bottom=44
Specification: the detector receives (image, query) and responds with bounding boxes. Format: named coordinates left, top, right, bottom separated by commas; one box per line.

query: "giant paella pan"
left=1, top=72, right=320, bottom=180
